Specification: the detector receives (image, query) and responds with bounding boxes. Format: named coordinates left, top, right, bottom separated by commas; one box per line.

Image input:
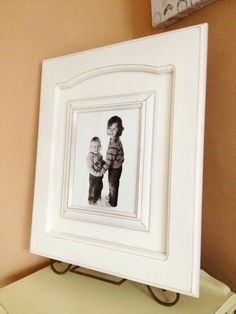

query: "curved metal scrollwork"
left=146, top=285, right=180, bottom=307
left=50, top=260, right=180, bottom=308
left=50, top=260, right=72, bottom=275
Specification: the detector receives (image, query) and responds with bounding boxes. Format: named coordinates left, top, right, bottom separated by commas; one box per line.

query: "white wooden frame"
left=64, top=90, right=157, bottom=232
left=31, top=24, right=208, bottom=297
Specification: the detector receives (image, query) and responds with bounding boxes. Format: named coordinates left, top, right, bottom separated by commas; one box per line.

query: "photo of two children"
left=87, top=116, right=124, bottom=208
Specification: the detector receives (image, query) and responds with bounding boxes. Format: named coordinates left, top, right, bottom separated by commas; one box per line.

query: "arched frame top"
left=56, top=64, right=175, bottom=90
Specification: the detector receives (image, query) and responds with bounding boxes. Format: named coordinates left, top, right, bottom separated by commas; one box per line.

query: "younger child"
left=87, top=137, right=104, bottom=205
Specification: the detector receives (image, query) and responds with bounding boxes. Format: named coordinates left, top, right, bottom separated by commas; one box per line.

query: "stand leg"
left=146, top=285, right=180, bottom=307
left=50, top=260, right=72, bottom=275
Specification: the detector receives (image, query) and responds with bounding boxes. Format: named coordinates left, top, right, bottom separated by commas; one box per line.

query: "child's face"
left=107, top=122, right=118, bottom=140
left=91, top=141, right=101, bottom=154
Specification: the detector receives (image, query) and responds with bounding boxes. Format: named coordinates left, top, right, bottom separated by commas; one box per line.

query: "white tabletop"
left=0, top=266, right=235, bottom=314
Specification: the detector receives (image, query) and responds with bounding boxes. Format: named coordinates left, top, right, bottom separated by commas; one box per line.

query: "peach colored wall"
left=166, top=0, right=236, bottom=294
left=0, top=0, right=235, bottom=293
left=0, top=0, right=156, bottom=289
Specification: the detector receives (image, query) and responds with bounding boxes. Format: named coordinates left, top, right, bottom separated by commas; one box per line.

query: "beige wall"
left=166, top=0, right=236, bottom=293
left=0, top=0, right=235, bottom=292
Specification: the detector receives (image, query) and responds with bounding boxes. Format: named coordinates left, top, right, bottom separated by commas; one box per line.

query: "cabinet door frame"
left=31, top=24, right=208, bottom=297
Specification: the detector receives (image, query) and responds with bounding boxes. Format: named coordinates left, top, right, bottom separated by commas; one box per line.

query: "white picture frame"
left=31, top=24, right=208, bottom=297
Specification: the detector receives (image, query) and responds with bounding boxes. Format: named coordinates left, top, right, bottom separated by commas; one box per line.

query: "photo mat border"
left=61, top=91, right=158, bottom=232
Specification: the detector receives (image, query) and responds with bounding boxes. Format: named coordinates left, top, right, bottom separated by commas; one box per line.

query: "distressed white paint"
left=31, top=24, right=208, bottom=297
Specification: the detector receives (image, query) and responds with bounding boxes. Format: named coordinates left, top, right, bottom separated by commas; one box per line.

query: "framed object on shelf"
left=30, top=24, right=208, bottom=297
left=151, top=0, right=217, bottom=28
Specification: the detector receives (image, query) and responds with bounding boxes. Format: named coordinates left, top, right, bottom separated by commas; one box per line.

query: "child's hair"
left=107, top=116, right=124, bottom=136
left=89, top=137, right=101, bottom=151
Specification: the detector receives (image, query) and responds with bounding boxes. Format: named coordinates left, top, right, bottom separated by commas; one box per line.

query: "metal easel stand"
left=50, top=260, right=180, bottom=307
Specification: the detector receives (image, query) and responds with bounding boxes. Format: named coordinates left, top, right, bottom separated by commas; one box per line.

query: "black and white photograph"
left=69, top=105, right=141, bottom=214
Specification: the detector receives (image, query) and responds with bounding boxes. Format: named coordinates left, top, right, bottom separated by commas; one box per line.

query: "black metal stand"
left=70, top=265, right=127, bottom=285
left=50, top=260, right=180, bottom=307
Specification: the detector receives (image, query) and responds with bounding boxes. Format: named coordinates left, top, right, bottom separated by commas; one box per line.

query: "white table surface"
left=0, top=266, right=235, bottom=314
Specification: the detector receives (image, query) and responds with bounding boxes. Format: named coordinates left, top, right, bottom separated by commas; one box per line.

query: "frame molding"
left=31, top=24, right=208, bottom=297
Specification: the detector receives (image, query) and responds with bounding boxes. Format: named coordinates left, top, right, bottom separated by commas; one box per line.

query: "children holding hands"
left=87, top=116, right=124, bottom=207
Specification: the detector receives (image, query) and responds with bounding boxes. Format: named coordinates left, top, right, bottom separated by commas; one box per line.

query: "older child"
left=87, top=137, right=104, bottom=205
left=96, top=116, right=124, bottom=207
